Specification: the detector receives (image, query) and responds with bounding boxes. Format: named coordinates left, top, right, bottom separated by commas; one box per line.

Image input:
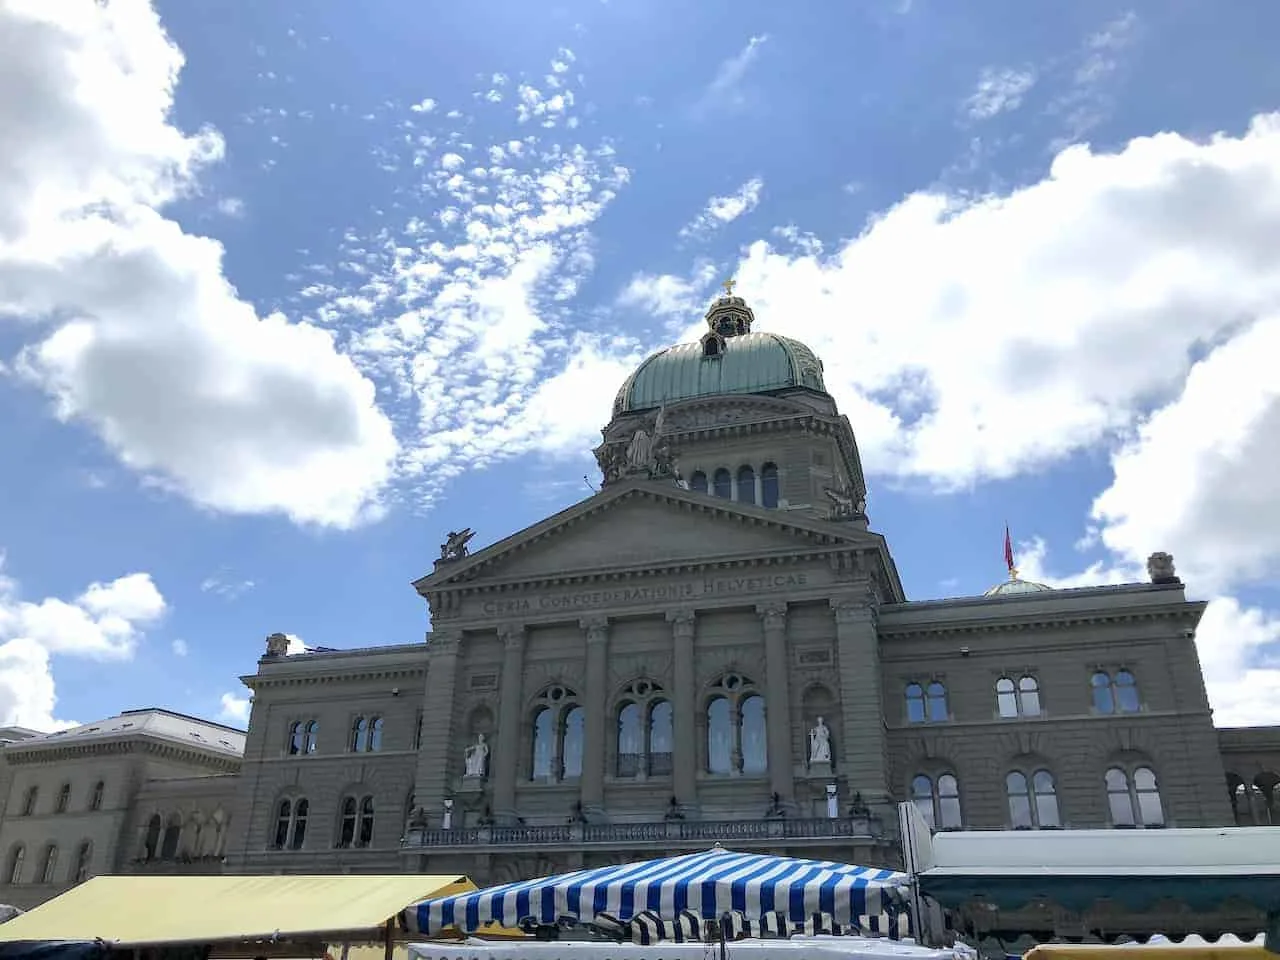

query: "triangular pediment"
left=416, top=481, right=877, bottom=590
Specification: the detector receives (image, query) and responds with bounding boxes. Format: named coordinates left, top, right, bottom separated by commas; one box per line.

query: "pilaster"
left=831, top=592, right=889, bottom=804
left=757, top=602, right=795, bottom=802
left=580, top=616, right=610, bottom=815
left=491, top=624, right=526, bottom=822
left=411, top=632, right=461, bottom=825
left=667, top=608, right=698, bottom=811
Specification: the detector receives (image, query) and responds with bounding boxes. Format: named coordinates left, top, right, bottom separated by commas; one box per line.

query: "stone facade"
left=3, top=300, right=1279, bottom=910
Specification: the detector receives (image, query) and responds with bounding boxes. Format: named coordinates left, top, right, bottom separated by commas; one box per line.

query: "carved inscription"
left=480, top=572, right=810, bottom=617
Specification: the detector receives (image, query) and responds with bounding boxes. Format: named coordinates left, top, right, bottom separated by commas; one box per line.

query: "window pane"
left=740, top=695, right=768, bottom=774
left=1105, top=767, right=1129, bottom=791
left=561, top=707, right=585, bottom=778
left=761, top=464, right=779, bottom=508
left=1018, top=677, right=1042, bottom=716
left=737, top=466, right=757, bottom=505
left=1106, top=769, right=1136, bottom=826
left=713, top=469, right=732, bottom=499
left=1115, top=672, right=1140, bottom=713
left=1035, top=790, right=1061, bottom=828
left=911, top=776, right=935, bottom=829
left=926, top=682, right=948, bottom=722
left=1008, top=792, right=1033, bottom=828
left=938, top=774, right=959, bottom=798
left=531, top=708, right=554, bottom=779
left=648, top=700, right=673, bottom=776
left=690, top=471, right=708, bottom=494
left=1138, top=788, right=1165, bottom=827
left=369, top=717, right=383, bottom=751
left=1133, top=766, right=1158, bottom=791
left=617, top=703, right=642, bottom=777
left=996, top=679, right=1019, bottom=718
left=707, top=698, right=732, bottom=773
left=938, top=795, right=963, bottom=830
left=1092, top=673, right=1115, bottom=714
left=905, top=684, right=926, bottom=724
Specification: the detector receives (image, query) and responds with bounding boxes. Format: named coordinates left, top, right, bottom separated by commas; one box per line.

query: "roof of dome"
left=614, top=331, right=827, bottom=415
left=983, top=575, right=1054, bottom=597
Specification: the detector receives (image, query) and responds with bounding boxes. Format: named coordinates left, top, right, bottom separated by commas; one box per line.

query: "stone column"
left=758, top=602, right=795, bottom=802
left=412, top=631, right=461, bottom=824
left=831, top=593, right=889, bottom=803
left=580, top=616, right=610, bottom=815
left=666, top=609, right=698, bottom=810
left=492, top=624, right=526, bottom=822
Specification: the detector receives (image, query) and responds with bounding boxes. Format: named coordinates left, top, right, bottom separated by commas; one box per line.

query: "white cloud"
left=171, top=638, right=188, bottom=656
left=680, top=178, right=764, bottom=240
left=0, top=0, right=398, bottom=529
left=215, top=196, right=245, bottom=218
left=695, top=35, right=769, bottom=114
left=964, top=67, right=1036, bottom=120
left=218, top=692, right=249, bottom=726
left=200, top=575, right=255, bottom=601
left=0, top=553, right=166, bottom=729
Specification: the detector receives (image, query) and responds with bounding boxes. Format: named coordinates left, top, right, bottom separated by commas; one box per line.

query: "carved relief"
left=608, top=653, right=673, bottom=690
left=696, top=645, right=758, bottom=687
left=522, top=661, right=585, bottom=701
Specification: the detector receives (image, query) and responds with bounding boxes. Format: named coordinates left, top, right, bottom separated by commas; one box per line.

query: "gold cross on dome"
left=722, top=278, right=737, bottom=297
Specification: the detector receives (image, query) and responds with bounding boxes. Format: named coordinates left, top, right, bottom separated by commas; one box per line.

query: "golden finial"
left=721, top=278, right=737, bottom=297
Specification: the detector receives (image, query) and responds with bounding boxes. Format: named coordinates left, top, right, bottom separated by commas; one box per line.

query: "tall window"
left=1106, top=766, right=1165, bottom=828
left=21, top=786, right=37, bottom=816
left=996, top=675, right=1042, bottom=718
left=55, top=783, right=71, bottom=813
left=273, top=798, right=308, bottom=850
left=760, top=462, right=779, bottom=508
left=529, top=685, right=583, bottom=781
left=1092, top=671, right=1141, bottom=714
left=905, top=681, right=949, bottom=723
left=39, top=845, right=57, bottom=884
left=288, top=721, right=305, bottom=755
left=289, top=719, right=321, bottom=754
left=705, top=674, right=767, bottom=775
left=143, top=814, right=162, bottom=859
left=615, top=681, right=672, bottom=777
left=689, top=471, right=708, bottom=494
left=5, top=845, right=23, bottom=885
left=712, top=468, right=732, bottom=499
left=737, top=466, right=757, bottom=505
left=304, top=720, right=319, bottom=752
left=72, top=841, right=92, bottom=884
left=350, top=715, right=383, bottom=752
left=1006, top=770, right=1061, bottom=829
left=89, top=781, right=105, bottom=811
left=911, top=773, right=963, bottom=830
left=336, top=793, right=375, bottom=848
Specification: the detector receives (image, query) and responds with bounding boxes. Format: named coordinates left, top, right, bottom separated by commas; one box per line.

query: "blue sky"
left=2, top=0, right=1279, bottom=732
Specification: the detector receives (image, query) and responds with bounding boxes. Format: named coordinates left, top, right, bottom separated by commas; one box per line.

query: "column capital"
left=830, top=595, right=876, bottom=625
left=497, top=624, right=526, bottom=652
left=666, top=608, right=696, bottom=638
left=580, top=616, right=610, bottom=643
left=427, top=631, right=461, bottom=656
left=755, top=602, right=788, bottom=631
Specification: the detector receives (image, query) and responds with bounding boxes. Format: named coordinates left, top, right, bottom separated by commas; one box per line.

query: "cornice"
left=243, top=665, right=425, bottom=691
left=4, top=736, right=241, bottom=772
left=878, top=605, right=1204, bottom=640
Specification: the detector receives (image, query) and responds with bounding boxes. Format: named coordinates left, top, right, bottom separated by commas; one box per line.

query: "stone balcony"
left=402, top=815, right=890, bottom=854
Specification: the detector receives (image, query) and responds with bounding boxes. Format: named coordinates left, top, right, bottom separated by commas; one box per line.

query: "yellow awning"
left=1026, top=946, right=1270, bottom=960
left=0, top=874, right=476, bottom=946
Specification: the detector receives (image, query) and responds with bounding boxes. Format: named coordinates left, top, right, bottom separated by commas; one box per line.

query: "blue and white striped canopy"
left=403, top=848, right=910, bottom=936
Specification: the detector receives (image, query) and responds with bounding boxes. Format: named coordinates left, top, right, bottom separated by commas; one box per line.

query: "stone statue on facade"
left=407, top=805, right=429, bottom=830
left=824, top=485, right=866, bottom=522
left=264, top=632, right=289, bottom=658
left=596, top=407, right=677, bottom=486
left=848, top=792, right=871, bottom=819
left=463, top=733, right=489, bottom=778
left=764, top=792, right=786, bottom=819
left=808, top=716, right=832, bottom=765
left=663, top=796, right=684, bottom=821
left=1147, top=551, right=1180, bottom=585
left=439, top=528, right=476, bottom=563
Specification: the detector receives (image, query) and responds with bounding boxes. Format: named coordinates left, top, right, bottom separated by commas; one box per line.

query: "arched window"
left=1092, top=670, right=1141, bottom=714
left=996, top=675, right=1041, bottom=718
left=288, top=721, right=305, bottom=755
left=737, top=466, right=757, bottom=505
left=358, top=796, right=375, bottom=847
left=911, top=773, right=963, bottom=830
left=304, top=720, right=319, bottom=753
left=143, top=814, right=162, bottom=859
left=5, top=845, right=23, bottom=885
left=72, top=841, right=92, bottom=884
left=1007, top=770, right=1061, bottom=828
left=21, top=786, right=37, bottom=816
left=760, top=463, right=779, bottom=508
left=907, top=681, right=949, bottom=723
left=561, top=707, right=584, bottom=778
left=926, top=682, right=949, bottom=721
left=337, top=796, right=358, bottom=848
left=905, top=683, right=926, bottom=723
left=1106, top=766, right=1165, bottom=828
left=39, top=845, right=57, bottom=884
left=89, top=781, right=104, bottom=811
left=369, top=717, right=384, bottom=752
left=712, top=468, right=732, bottom=499
left=649, top=700, right=673, bottom=776
left=273, top=798, right=307, bottom=850
left=705, top=674, right=767, bottom=775
left=617, top=703, right=643, bottom=777
left=160, top=814, right=182, bottom=859
left=528, top=685, right=582, bottom=781
left=350, top=717, right=369, bottom=752
left=689, top=471, right=708, bottom=494
left=56, top=783, right=71, bottom=813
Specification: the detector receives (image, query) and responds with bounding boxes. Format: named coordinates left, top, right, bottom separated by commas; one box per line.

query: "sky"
left=1, top=0, right=1280, bottom=733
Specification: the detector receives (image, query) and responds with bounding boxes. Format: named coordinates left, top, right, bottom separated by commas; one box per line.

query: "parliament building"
left=1, top=289, right=1277, bottom=919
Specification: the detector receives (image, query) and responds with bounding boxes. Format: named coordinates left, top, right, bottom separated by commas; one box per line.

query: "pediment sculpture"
left=595, top=407, right=677, bottom=486
left=824, top=484, right=866, bottom=522
left=439, top=528, right=476, bottom=563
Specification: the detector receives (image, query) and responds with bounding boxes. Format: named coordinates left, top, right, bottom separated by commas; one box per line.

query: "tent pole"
left=383, top=921, right=394, bottom=960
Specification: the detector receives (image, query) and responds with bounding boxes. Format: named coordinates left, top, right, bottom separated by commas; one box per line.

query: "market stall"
left=0, top=874, right=478, bottom=959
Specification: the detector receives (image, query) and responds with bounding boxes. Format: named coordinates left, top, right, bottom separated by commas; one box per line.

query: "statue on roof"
left=440, top=529, right=475, bottom=562
left=824, top=485, right=865, bottom=522
left=1147, top=552, right=1180, bottom=585
left=264, top=632, right=290, bottom=658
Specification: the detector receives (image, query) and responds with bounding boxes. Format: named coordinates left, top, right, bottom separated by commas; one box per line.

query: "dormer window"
left=701, top=332, right=725, bottom=358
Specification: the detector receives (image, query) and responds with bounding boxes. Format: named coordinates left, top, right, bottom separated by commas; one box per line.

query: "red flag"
left=1004, top=526, right=1015, bottom=574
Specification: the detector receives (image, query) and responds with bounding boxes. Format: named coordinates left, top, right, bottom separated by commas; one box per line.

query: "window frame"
left=910, top=772, right=963, bottom=831
left=704, top=673, right=767, bottom=776
left=1106, top=764, right=1166, bottom=828
left=996, top=673, right=1043, bottom=719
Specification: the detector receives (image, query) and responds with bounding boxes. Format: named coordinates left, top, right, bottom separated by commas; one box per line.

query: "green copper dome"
left=613, top=291, right=828, bottom=415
